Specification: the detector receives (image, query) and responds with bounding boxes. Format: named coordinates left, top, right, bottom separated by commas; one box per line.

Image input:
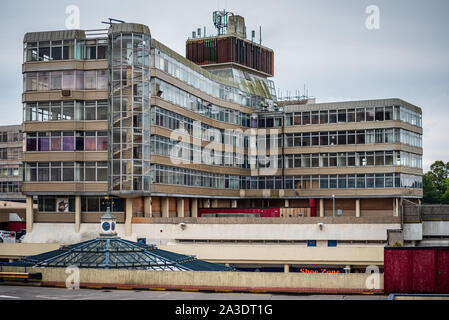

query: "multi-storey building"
left=0, top=125, right=24, bottom=202
left=20, top=13, right=423, bottom=270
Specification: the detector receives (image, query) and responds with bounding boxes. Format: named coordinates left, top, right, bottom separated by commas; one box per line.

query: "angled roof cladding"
left=152, top=38, right=274, bottom=101
left=108, top=23, right=151, bottom=36
left=23, top=30, right=87, bottom=43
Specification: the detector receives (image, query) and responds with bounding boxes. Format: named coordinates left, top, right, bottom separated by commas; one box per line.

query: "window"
left=328, top=240, right=338, bottom=247
left=307, top=240, right=317, bottom=247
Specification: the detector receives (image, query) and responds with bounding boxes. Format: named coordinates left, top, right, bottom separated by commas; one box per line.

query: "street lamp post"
left=332, top=195, right=335, bottom=217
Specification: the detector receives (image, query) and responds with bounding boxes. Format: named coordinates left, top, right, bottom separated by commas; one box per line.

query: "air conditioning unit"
left=61, top=90, right=72, bottom=97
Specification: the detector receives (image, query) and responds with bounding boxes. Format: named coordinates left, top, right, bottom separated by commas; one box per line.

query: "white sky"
left=0, top=0, right=448, bottom=171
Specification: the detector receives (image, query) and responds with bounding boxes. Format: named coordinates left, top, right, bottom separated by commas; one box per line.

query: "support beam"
left=191, top=198, right=198, bottom=217
left=75, top=196, right=81, bottom=233
left=231, top=200, right=238, bottom=208
left=394, top=198, right=399, bottom=217
left=26, top=196, right=33, bottom=234
left=284, top=264, right=290, bottom=273
left=356, top=199, right=361, bottom=218
left=162, top=197, right=169, bottom=218
left=177, top=198, right=185, bottom=218
left=125, top=199, right=133, bottom=236
left=203, top=199, right=210, bottom=208
left=144, top=197, right=152, bottom=218
left=319, top=199, right=324, bottom=218
left=211, top=199, right=218, bottom=208
left=285, top=199, right=289, bottom=208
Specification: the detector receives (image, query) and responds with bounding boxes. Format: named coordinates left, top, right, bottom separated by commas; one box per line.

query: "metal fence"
left=403, top=201, right=449, bottom=223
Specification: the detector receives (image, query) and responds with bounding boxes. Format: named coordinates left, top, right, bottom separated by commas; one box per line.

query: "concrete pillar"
left=394, top=198, right=399, bottom=217
left=162, top=197, right=169, bottom=218
left=211, top=199, right=218, bottom=208
left=356, top=199, right=361, bottom=218
left=284, top=264, right=290, bottom=273
left=344, top=265, right=351, bottom=274
left=75, top=196, right=81, bottom=233
left=319, top=199, right=324, bottom=218
left=26, top=195, right=33, bottom=234
left=144, top=196, right=152, bottom=218
left=191, top=198, right=198, bottom=217
left=203, top=199, right=210, bottom=208
left=231, top=200, right=238, bottom=208
left=285, top=199, right=289, bottom=208
left=125, top=199, right=133, bottom=236
left=177, top=198, right=185, bottom=218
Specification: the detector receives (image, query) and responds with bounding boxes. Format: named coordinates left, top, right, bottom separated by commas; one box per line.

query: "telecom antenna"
left=213, top=10, right=234, bottom=36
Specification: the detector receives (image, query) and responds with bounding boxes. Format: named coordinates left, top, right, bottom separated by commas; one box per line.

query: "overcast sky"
left=0, top=0, right=448, bottom=171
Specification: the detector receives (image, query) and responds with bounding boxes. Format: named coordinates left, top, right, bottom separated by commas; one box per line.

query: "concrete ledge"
left=1, top=266, right=384, bottom=295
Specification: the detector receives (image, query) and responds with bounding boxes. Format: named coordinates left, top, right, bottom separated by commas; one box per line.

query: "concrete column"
left=125, top=199, right=133, bottom=236
left=177, top=198, right=185, bottom=218
left=285, top=199, right=289, bottom=208
left=144, top=197, right=152, bottom=218
left=394, top=198, right=399, bottom=217
left=284, top=264, right=290, bottom=273
left=162, top=197, right=169, bottom=218
left=356, top=199, right=361, bottom=218
left=344, top=265, right=351, bottom=274
left=319, top=199, right=324, bottom=218
left=75, top=196, right=81, bottom=233
left=26, top=195, right=33, bottom=234
left=231, top=200, right=238, bottom=208
left=191, top=198, right=198, bottom=218
left=211, top=199, right=218, bottom=208
left=203, top=199, right=210, bottom=208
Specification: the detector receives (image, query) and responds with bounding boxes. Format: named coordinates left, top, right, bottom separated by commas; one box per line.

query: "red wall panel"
left=437, top=250, right=449, bottom=293
left=411, top=250, right=437, bottom=293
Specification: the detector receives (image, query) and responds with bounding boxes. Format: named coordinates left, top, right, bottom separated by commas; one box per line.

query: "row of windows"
left=284, top=128, right=422, bottom=148
left=151, top=106, right=246, bottom=147
left=151, top=164, right=240, bottom=190
left=24, top=162, right=107, bottom=182
left=283, top=151, right=422, bottom=169
left=152, top=49, right=274, bottom=109
left=0, top=148, right=22, bottom=161
left=24, top=100, right=108, bottom=122
left=24, top=39, right=108, bottom=62
left=26, top=131, right=108, bottom=152
left=151, top=135, right=246, bottom=168
left=240, top=173, right=422, bottom=190
left=281, top=105, right=422, bottom=128
left=0, top=131, right=21, bottom=143
left=23, top=70, right=108, bottom=92
left=38, top=196, right=125, bottom=213
left=0, top=166, right=22, bottom=178
left=150, top=164, right=422, bottom=190
left=152, top=78, right=251, bottom=127
left=0, top=181, right=21, bottom=193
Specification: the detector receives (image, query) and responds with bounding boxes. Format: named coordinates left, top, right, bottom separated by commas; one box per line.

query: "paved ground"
left=0, top=285, right=387, bottom=300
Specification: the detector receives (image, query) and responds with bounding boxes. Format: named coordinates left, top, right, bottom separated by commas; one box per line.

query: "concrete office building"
left=20, top=13, right=423, bottom=270
left=0, top=125, right=24, bottom=202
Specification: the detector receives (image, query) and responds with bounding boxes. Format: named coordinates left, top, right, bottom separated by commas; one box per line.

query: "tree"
left=427, top=160, right=449, bottom=194
left=423, top=160, right=449, bottom=204
left=423, top=173, right=441, bottom=204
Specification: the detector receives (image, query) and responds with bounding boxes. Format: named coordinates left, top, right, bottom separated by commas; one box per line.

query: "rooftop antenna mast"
left=101, top=18, right=126, bottom=26
left=213, top=10, right=234, bottom=36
